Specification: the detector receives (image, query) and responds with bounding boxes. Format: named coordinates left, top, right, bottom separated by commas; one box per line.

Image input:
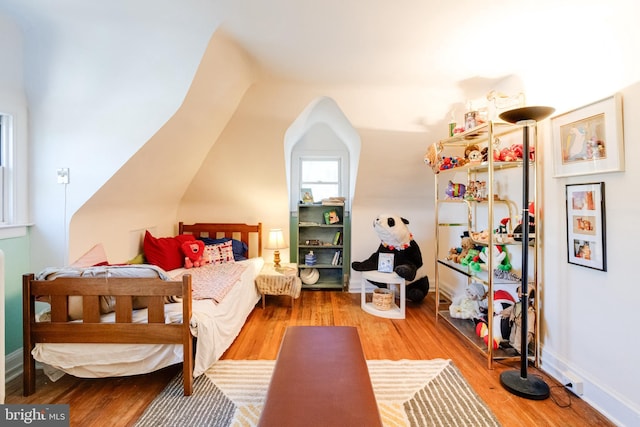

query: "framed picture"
left=300, top=188, right=314, bottom=204
left=565, top=182, right=606, bottom=271
left=552, top=93, right=624, bottom=177
left=378, top=253, right=394, bottom=273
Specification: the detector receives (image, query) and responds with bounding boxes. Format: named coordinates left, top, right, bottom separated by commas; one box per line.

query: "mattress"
left=32, top=257, right=264, bottom=381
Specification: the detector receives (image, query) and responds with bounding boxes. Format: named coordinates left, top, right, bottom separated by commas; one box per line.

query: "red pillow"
left=143, top=231, right=194, bottom=271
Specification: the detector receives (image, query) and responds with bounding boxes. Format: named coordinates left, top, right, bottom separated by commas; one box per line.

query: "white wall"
left=1, top=0, right=221, bottom=268
left=2, top=1, right=640, bottom=423
left=540, top=82, right=640, bottom=426
left=69, top=30, right=256, bottom=263
left=0, top=12, right=28, bottom=227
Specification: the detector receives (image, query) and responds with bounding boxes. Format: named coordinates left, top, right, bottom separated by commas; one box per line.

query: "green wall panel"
left=1, top=232, right=30, bottom=355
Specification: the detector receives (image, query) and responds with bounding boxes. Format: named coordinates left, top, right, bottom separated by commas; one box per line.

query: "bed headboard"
left=178, top=222, right=262, bottom=258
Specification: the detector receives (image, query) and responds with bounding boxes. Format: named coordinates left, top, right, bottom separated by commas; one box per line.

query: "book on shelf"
left=332, top=231, right=341, bottom=245
left=331, top=250, right=342, bottom=265
left=321, top=197, right=345, bottom=206
left=323, top=209, right=340, bottom=224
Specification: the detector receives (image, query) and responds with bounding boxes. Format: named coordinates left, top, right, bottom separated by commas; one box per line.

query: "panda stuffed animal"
left=352, top=214, right=430, bottom=303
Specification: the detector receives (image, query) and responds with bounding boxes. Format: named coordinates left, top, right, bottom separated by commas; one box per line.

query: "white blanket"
left=32, top=257, right=264, bottom=380
left=174, top=263, right=247, bottom=302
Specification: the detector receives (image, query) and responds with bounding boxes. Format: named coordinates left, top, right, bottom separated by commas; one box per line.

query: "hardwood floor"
left=6, top=291, right=614, bottom=426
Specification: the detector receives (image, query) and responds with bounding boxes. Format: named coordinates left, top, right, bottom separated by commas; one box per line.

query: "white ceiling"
left=214, top=0, right=633, bottom=88
left=3, top=0, right=640, bottom=129
left=217, top=0, right=528, bottom=86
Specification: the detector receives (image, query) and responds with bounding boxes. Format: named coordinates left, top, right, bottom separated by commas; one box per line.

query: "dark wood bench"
left=258, top=326, right=382, bottom=427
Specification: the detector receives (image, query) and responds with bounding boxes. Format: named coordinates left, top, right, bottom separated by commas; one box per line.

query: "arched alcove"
left=284, top=96, right=360, bottom=289
left=284, top=96, right=361, bottom=212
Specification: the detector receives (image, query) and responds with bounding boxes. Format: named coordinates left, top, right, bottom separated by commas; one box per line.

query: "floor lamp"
left=498, top=106, right=554, bottom=400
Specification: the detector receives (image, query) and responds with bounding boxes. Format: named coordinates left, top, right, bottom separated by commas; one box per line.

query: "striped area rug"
left=134, top=359, right=501, bottom=427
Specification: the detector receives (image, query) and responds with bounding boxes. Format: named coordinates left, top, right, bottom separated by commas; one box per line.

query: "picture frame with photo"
left=300, top=188, right=314, bottom=204
left=378, top=253, right=394, bottom=273
left=552, top=94, right=624, bottom=177
left=565, top=182, right=606, bottom=271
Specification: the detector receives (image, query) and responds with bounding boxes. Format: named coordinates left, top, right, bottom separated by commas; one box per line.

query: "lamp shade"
left=499, top=106, right=555, bottom=124
left=266, top=229, right=287, bottom=250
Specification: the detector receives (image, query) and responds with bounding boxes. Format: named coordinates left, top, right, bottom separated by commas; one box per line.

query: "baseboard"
left=5, top=348, right=22, bottom=383
left=348, top=279, right=377, bottom=293
left=541, top=348, right=638, bottom=426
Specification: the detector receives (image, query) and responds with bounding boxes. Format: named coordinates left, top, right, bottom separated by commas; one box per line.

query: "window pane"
left=300, top=159, right=341, bottom=202
left=301, top=160, right=339, bottom=183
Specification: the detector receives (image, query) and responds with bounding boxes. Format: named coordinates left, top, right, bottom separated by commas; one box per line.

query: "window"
left=0, top=114, right=13, bottom=224
left=300, top=158, right=341, bottom=202
left=0, top=114, right=11, bottom=224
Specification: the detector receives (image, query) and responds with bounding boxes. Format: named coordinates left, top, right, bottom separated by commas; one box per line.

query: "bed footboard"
left=22, top=273, right=194, bottom=396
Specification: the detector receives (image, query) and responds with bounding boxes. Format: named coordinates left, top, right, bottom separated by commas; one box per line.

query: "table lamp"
left=498, top=105, right=554, bottom=400
left=266, top=228, right=287, bottom=268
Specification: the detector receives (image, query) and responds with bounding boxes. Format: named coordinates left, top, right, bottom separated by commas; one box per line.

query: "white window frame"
left=0, top=115, right=9, bottom=224
left=0, top=113, right=16, bottom=227
left=298, top=156, right=343, bottom=203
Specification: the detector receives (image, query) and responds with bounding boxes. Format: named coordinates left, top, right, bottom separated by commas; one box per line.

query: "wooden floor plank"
left=6, top=291, right=614, bottom=427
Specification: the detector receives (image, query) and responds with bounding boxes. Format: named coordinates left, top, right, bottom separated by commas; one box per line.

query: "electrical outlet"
left=57, top=168, right=69, bottom=184
left=562, top=370, right=584, bottom=396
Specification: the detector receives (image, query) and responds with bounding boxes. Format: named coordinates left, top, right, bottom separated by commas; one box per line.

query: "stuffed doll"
left=181, top=240, right=207, bottom=268
left=478, top=245, right=512, bottom=271
left=352, top=214, right=430, bottom=303
left=475, top=289, right=516, bottom=349
left=504, top=283, right=537, bottom=352
left=449, top=282, right=487, bottom=319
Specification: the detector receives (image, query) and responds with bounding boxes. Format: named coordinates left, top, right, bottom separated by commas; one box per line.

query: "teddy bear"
left=181, top=240, right=207, bottom=268
left=351, top=214, right=430, bottom=303
left=424, top=143, right=441, bottom=174
left=448, top=236, right=475, bottom=264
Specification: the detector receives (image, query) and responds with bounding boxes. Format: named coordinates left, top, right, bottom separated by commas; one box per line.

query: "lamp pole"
left=498, top=106, right=554, bottom=400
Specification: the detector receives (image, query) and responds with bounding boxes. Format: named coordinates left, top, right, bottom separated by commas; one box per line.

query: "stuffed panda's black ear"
left=402, top=217, right=409, bottom=224
left=387, top=217, right=395, bottom=227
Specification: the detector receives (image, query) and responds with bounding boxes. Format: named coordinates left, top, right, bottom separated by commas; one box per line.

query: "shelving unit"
left=295, top=203, right=349, bottom=290
left=431, top=121, right=541, bottom=369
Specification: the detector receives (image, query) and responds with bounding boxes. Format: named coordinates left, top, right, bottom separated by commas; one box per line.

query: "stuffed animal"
left=351, top=214, right=430, bottom=303
left=424, top=143, right=440, bottom=174
left=475, top=290, right=516, bottom=349
left=478, top=245, right=512, bottom=271
left=460, top=248, right=481, bottom=269
left=445, top=181, right=466, bottom=199
left=449, top=282, right=487, bottom=319
left=181, top=240, right=207, bottom=268
left=447, top=236, right=476, bottom=264
left=503, top=283, right=536, bottom=352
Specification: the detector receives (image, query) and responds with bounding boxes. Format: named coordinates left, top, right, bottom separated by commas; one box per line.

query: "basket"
left=372, top=288, right=394, bottom=311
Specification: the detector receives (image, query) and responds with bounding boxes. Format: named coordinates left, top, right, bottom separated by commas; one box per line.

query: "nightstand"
left=255, top=263, right=302, bottom=308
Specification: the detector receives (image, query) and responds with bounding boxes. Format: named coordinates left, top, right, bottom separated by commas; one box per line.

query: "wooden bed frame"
left=178, top=222, right=262, bottom=258
left=23, top=222, right=263, bottom=397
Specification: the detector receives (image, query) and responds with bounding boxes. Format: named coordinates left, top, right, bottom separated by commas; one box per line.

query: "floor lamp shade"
left=498, top=106, right=554, bottom=400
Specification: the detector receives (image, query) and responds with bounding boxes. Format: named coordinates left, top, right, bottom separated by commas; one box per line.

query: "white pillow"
left=205, top=240, right=235, bottom=264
